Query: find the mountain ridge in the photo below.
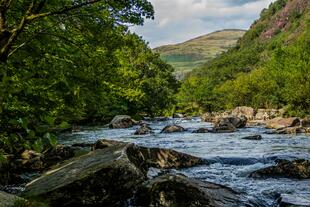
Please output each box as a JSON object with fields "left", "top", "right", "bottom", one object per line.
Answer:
{"left": 154, "top": 29, "right": 246, "bottom": 74}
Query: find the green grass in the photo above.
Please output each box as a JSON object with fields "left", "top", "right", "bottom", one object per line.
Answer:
{"left": 154, "top": 29, "right": 246, "bottom": 73}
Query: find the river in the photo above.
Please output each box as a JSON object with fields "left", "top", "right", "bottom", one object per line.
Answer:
{"left": 60, "top": 117, "right": 310, "bottom": 207}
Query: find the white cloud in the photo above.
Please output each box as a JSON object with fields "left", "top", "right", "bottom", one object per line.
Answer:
{"left": 131, "top": 0, "right": 276, "bottom": 48}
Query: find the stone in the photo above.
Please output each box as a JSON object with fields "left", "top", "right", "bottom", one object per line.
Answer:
{"left": 215, "top": 115, "right": 247, "bottom": 129}
{"left": 250, "top": 159, "right": 310, "bottom": 179}
{"left": 301, "top": 116, "right": 310, "bottom": 127}
{"left": 134, "top": 125, "right": 153, "bottom": 135}
{"left": 232, "top": 106, "right": 256, "bottom": 120}
{"left": 241, "top": 135, "right": 262, "bottom": 140}
{"left": 173, "top": 113, "right": 184, "bottom": 118}
{"left": 136, "top": 146, "right": 204, "bottom": 169}
{"left": 22, "top": 143, "right": 147, "bottom": 206}
{"left": 0, "top": 191, "right": 27, "bottom": 207}
{"left": 274, "top": 126, "right": 303, "bottom": 134}
{"left": 255, "top": 109, "right": 281, "bottom": 120}
{"left": 161, "top": 125, "right": 186, "bottom": 133}
{"left": 108, "top": 115, "right": 135, "bottom": 129}
{"left": 277, "top": 194, "right": 310, "bottom": 207}
{"left": 133, "top": 174, "right": 243, "bottom": 207}
{"left": 22, "top": 141, "right": 203, "bottom": 206}
{"left": 192, "top": 128, "right": 209, "bottom": 133}
{"left": 92, "top": 139, "right": 125, "bottom": 150}
{"left": 266, "top": 117, "right": 300, "bottom": 129}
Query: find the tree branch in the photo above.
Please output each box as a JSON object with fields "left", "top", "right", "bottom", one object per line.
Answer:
{"left": 26, "top": 0, "right": 103, "bottom": 21}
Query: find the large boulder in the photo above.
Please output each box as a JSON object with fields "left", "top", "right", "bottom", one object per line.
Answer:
{"left": 133, "top": 174, "right": 243, "bottom": 207}
{"left": 22, "top": 141, "right": 203, "bottom": 206}
{"left": 212, "top": 115, "right": 247, "bottom": 133}
{"left": 108, "top": 115, "right": 136, "bottom": 129}
{"left": 266, "top": 117, "right": 300, "bottom": 129}
{"left": 232, "top": 106, "right": 256, "bottom": 120}
{"left": 161, "top": 125, "right": 186, "bottom": 133}
{"left": 250, "top": 159, "right": 310, "bottom": 179}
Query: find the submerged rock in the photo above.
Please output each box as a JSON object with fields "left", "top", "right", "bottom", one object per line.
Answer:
{"left": 108, "top": 115, "right": 136, "bottom": 129}
{"left": 22, "top": 141, "right": 203, "bottom": 206}
{"left": 277, "top": 194, "right": 310, "bottom": 207}
{"left": 133, "top": 174, "right": 242, "bottom": 207}
{"left": 250, "top": 159, "right": 310, "bottom": 179}
{"left": 161, "top": 125, "right": 186, "bottom": 133}
{"left": 192, "top": 128, "right": 209, "bottom": 133}
{"left": 241, "top": 135, "right": 263, "bottom": 140}
{"left": 134, "top": 125, "right": 153, "bottom": 135}
{"left": 266, "top": 117, "right": 300, "bottom": 129}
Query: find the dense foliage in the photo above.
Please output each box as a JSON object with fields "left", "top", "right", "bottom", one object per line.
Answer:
{"left": 177, "top": 0, "right": 310, "bottom": 116}
{"left": 0, "top": 0, "right": 177, "bottom": 156}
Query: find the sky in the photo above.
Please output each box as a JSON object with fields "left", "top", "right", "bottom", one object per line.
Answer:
{"left": 131, "top": 0, "right": 276, "bottom": 48}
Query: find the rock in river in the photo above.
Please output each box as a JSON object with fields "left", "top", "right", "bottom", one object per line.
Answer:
{"left": 192, "top": 128, "right": 209, "bottom": 133}
{"left": 161, "top": 125, "right": 186, "bottom": 133}
{"left": 250, "top": 159, "right": 310, "bottom": 179}
{"left": 134, "top": 124, "right": 153, "bottom": 135}
{"left": 214, "top": 115, "right": 247, "bottom": 129}
{"left": 266, "top": 117, "right": 300, "bottom": 129}
{"left": 133, "top": 174, "right": 243, "bottom": 207}
{"left": 241, "top": 135, "right": 262, "bottom": 140}
{"left": 108, "top": 115, "right": 136, "bottom": 129}
{"left": 22, "top": 140, "right": 203, "bottom": 206}
{"left": 277, "top": 194, "right": 310, "bottom": 207}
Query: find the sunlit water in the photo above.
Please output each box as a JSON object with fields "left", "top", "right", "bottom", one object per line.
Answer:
{"left": 60, "top": 118, "right": 310, "bottom": 207}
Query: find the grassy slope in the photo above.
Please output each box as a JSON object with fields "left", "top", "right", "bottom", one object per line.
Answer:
{"left": 153, "top": 29, "right": 246, "bottom": 74}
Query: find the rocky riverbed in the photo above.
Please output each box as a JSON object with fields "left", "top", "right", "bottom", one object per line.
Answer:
{"left": 58, "top": 116, "right": 310, "bottom": 207}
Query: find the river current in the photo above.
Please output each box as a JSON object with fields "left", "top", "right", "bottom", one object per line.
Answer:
{"left": 60, "top": 117, "right": 310, "bottom": 206}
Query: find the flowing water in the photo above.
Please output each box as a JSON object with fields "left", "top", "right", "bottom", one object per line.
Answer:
{"left": 60, "top": 118, "right": 310, "bottom": 206}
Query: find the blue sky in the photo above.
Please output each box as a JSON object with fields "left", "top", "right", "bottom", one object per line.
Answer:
{"left": 131, "top": 0, "right": 276, "bottom": 48}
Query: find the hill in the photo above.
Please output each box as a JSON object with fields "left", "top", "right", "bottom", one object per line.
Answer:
{"left": 177, "top": 0, "right": 310, "bottom": 116}
{"left": 154, "top": 29, "right": 246, "bottom": 74}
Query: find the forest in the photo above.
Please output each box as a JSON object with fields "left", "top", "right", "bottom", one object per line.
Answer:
{"left": 0, "top": 1, "right": 177, "bottom": 160}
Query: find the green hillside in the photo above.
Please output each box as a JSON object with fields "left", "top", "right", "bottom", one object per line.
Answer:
{"left": 154, "top": 29, "right": 246, "bottom": 73}
{"left": 177, "top": 0, "right": 310, "bottom": 116}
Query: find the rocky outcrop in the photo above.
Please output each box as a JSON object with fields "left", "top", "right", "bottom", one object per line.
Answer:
{"left": 277, "top": 194, "right": 310, "bottom": 207}
{"left": 250, "top": 159, "right": 310, "bottom": 179}
{"left": 133, "top": 174, "right": 242, "bottom": 207}
{"left": 192, "top": 128, "right": 209, "bottom": 133}
{"left": 161, "top": 125, "right": 186, "bottom": 133}
{"left": 108, "top": 115, "right": 136, "bottom": 129}
{"left": 134, "top": 125, "right": 153, "bottom": 135}
{"left": 22, "top": 141, "right": 203, "bottom": 206}
{"left": 241, "top": 135, "right": 262, "bottom": 140}
{"left": 232, "top": 106, "right": 256, "bottom": 120}
{"left": 266, "top": 117, "right": 300, "bottom": 129}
